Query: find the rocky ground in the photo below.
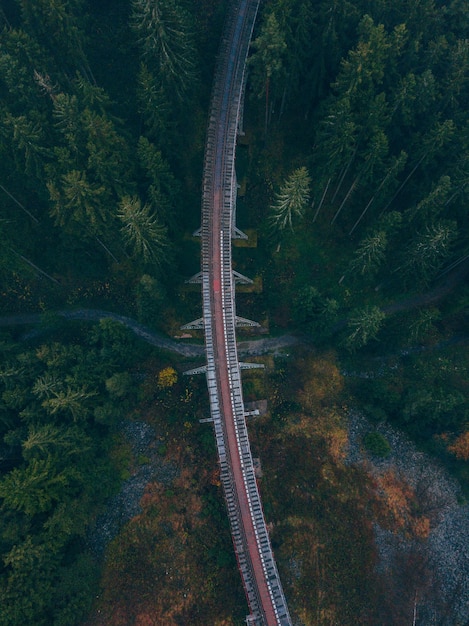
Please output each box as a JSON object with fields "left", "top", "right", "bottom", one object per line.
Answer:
{"left": 346, "top": 411, "right": 469, "bottom": 625}
{"left": 87, "top": 420, "right": 179, "bottom": 558}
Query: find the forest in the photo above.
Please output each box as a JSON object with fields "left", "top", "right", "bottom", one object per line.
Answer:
{"left": 0, "top": 0, "right": 468, "bottom": 624}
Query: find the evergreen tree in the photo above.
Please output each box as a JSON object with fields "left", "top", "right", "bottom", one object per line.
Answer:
{"left": 397, "top": 220, "right": 458, "bottom": 284}
{"left": 347, "top": 230, "right": 388, "bottom": 281}
{"left": 3, "top": 112, "right": 50, "bottom": 178}
{"left": 118, "top": 195, "right": 168, "bottom": 264}
{"left": 130, "top": 0, "right": 199, "bottom": 103}
{"left": 0, "top": 457, "right": 69, "bottom": 516}
{"left": 269, "top": 167, "right": 311, "bottom": 231}
{"left": 294, "top": 286, "right": 339, "bottom": 339}
{"left": 343, "top": 305, "right": 385, "bottom": 352}
{"left": 48, "top": 170, "right": 107, "bottom": 234}
{"left": 137, "top": 136, "right": 180, "bottom": 228}
{"left": 248, "top": 12, "right": 286, "bottom": 129}
{"left": 136, "top": 63, "right": 174, "bottom": 143}
{"left": 15, "top": 0, "right": 93, "bottom": 80}
{"left": 41, "top": 386, "right": 97, "bottom": 423}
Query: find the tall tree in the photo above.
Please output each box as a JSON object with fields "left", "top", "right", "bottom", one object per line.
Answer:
{"left": 81, "top": 109, "right": 131, "bottom": 190}
{"left": 130, "top": 0, "right": 199, "bottom": 103}
{"left": 137, "top": 136, "right": 180, "bottom": 228}
{"left": 22, "top": 423, "right": 90, "bottom": 460}
{"left": 0, "top": 535, "right": 58, "bottom": 625}
{"left": 343, "top": 305, "right": 385, "bottom": 352}
{"left": 313, "top": 95, "right": 358, "bottom": 204}
{"left": 293, "top": 286, "right": 339, "bottom": 339}
{"left": 405, "top": 175, "right": 452, "bottom": 225}
{"left": 3, "top": 112, "right": 50, "bottom": 178}
{"left": 41, "top": 386, "right": 97, "bottom": 423}
{"left": 248, "top": 11, "right": 287, "bottom": 130}
{"left": 136, "top": 63, "right": 174, "bottom": 143}
{"left": 118, "top": 195, "right": 168, "bottom": 264}
{"left": 333, "top": 16, "right": 392, "bottom": 103}
{"left": 15, "top": 0, "right": 93, "bottom": 80}
{"left": 269, "top": 167, "right": 311, "bottom": 231}
{"left": 397, "top": 220, "right": 458, "bottom": 284}
{"left": 48, "top": 170, "right": 107, "bottom": 234}
{"left": 347, "top": 230, "right": 388, "bottom": 281}
{"left": 0, "top": 457, "right": 69, "bottom": 516}
{"left": 0, "top": 29, "right": 48, "bottom": 113}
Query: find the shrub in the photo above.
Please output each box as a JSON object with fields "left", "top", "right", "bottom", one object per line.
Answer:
{"left": 363, "top": 431, "right": 391, "bottom": 458}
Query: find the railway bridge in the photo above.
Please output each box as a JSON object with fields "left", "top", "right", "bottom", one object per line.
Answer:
{"left": 183, "top": 1, "right": 292, "bottom": 624}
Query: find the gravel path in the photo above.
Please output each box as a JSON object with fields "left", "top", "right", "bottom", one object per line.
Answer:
{"left": 346, "top": 411, "right": 469, "bottom": 625}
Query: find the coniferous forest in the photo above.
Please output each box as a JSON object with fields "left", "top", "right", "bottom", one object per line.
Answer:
{"left": 0, "top": 1, "right": 468, "bottom": 624}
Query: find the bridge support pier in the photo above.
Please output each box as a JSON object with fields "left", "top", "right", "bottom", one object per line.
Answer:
{"left": 181, "top": 315, "right": 260, "bottom": 330}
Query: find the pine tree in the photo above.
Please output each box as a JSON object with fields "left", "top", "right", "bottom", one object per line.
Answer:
{"left": 42, "top": 386, "right": 97, "bottom": 422}
{"left": 137, "top": 136, "right": 180, "bottom": 227}
{"left": 269, "top": 167, "right": 311, "bottom": 231}
{"left": 0, "top": 457, "right": 68, "bottom": 515}
{"left": 348, "top": 231, "right": 388, "bottom": 280}
{"left": 16, "top": 0, "right": 93, "bottom": 80}
{"left": 398, "top": 220, "right": 457, "bottom": 284}
{"left": 248, "top": 12, "right": 287, "bottom": 130}
{"left": 118, "top": 195, "right": 168, "bottom": 264}
{"left": 48, "top": 170, "right": 107, "bottom": 233}
{"left": 130, "top": 0, "right": 198, "bottom": 103}
{"left": 3, "top": 113, "right": 50, "bottom": 178}
{"left": 343, "top": 306, "right": 385, "bottom": 352}
{"left": 136, "top": 63, "right": 173, "bottom": 142}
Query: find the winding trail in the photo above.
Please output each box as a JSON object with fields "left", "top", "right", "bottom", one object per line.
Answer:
{"left": 1, "top": 253, "right": 466, "bottom": 357}
{"left": 0, "top": 308, "right": 300, "bottom": 357}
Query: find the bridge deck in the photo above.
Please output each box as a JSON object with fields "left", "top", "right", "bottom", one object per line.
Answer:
{"left": 199, "top": 1, "right": 292, "bottom": 624}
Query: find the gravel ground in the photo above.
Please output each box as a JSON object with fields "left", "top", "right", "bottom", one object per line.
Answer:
{"left": 346, "top": 411, "right": 469, "bottom": 625}
{"left": 88, "top": 420, "right": 178, "bottom": 558}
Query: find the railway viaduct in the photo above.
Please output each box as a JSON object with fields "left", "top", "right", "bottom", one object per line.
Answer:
{"left": 183, "top": 1, "right": 293, "bottom": 624}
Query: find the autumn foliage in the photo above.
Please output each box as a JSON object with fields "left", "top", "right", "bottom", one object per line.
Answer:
{"left": 373, "top": 469, "right": 431, "bottom": 538}
{"left": 448, "top": 431, "right": 469, "bottom": 461}
{"left": 157, "top": 366, "right": 178, "bottom": 388}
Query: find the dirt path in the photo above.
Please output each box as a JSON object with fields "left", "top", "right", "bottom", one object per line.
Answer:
{"left": 0, "top": 308, "right": 300, "bottom": 357}
{"left": 1, "top": 258, "right": 466, "bottom": 356}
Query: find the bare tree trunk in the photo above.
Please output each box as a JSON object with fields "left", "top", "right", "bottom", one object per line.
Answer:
{"left": 349, "top": 168, "right": 396, "bottom": 235}
{"left": 331, "top": 144, "right": 359, "bottom": 205}
{"left": 412, "top": 591, "right": 418, "bottom": 626}
{"left": 380, "top": 154, "right": 425, "bottom": 216}
{"left": 331, "top": 173, "right": 361, "bottom": 225}
{"left": 10, "top": 249, "right": 61, "bottom": 285}
{"left": 313, "top": 178, "right": 331, "bottom": 222}
{"left": 0, "top": 185, "right": 39, "bottom": 223}
{"left": 95, "top": 237, "right": 119, "bottom": 263}
{"left": 435, "top": 252, "right": 469, "bottom": 278}
{"left": 264, "top": 75, "right": 270, "bottom": 136}
{"left": 279, "top": 81, "right": 288, "bottom": 120}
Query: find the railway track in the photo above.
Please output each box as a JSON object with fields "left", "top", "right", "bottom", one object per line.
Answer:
{"left": 190, "top": 1, "right": 293, "bottom": 624}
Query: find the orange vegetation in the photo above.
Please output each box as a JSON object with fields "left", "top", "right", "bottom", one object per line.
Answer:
{"left": 448, "top": 431, "right": 469, "bottom": 461}
{"left": 373, "top": 469, "right": 431, "bottom": 539}
{"left": 297, "top": 351, "right": 344, "bottom": 410}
